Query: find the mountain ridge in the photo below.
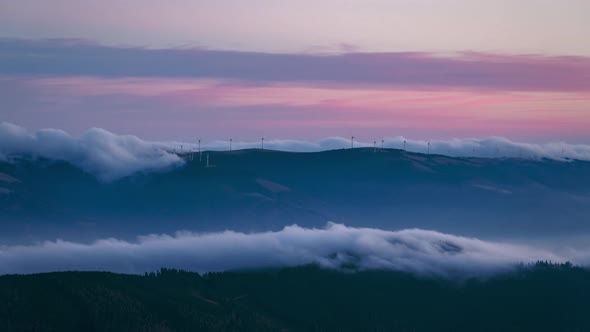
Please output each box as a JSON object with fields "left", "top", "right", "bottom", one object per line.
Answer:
{"left": 1, "top": 148, "right": 589, "bottom": 242}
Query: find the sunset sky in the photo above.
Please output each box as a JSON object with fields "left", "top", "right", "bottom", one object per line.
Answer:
{"left": 1, "top": 0, "right": 589, "bottom": 142}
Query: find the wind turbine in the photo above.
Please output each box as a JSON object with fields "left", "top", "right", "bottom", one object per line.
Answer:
{"left": 427, "top": 141, "right": 431, "bottom": 155}
{"left": 230, "top": 138, "right": 232, "bottom": 151}
{"left": 198, "top": 139, "right": 202, "bottom": 162}
{"left": 351, "top": 136, "right": 354, "bottom": 149}
{"left": 381, "top": 140, "right": 384, "bottom": 149}
{"left": 261, "top": 137, "right": 264, "bottom": 150}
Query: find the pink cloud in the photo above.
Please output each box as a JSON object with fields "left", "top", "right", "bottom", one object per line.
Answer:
{"left": 1, "top": 76, "right": 589, "bottom": 141}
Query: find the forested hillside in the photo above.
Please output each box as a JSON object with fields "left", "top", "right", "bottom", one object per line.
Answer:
{"left": 1, "top": 263, "right": 588, "bottom": 331}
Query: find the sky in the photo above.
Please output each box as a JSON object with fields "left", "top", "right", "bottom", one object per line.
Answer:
{"left": 0, "top": 0, "right": 589, "bottom": 142}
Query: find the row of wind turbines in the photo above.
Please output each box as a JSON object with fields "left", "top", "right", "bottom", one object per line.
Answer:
{"left": 175, "top": 138, "right": 267, "bottom": 167}
{"left": 172, "top": 136, "right": 570, "bottom": 161}
{"left": 351, "top": 136, "right": 429, "bottom": 154}
{"left": 175, "top": 136, "right": 433, "bottom": 165}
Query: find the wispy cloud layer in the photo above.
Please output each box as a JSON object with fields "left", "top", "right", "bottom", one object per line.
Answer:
{"left": 2, "top": 39, "right": 590, "bottom": 92}
{"left": 2, "top": 123, "right": 590, "bottom": 180}
{"left": 2, "top": 39, "right": 589, "bottom": 141}
{"left": 4, "top": 76, "right": 588, "bottom": 141}
{"left": 0, "top": 223, "right": 585, "bottom": 277}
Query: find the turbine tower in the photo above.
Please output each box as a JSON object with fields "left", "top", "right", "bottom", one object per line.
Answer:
{"left": 261, "top": 137, "right": 264, "bottom": 150}
{"left": 198, "top": 139, "right": 202, "bottom": 162}
{"left": 351, "top": 136, "right": 354, "bottom": 149}
{"left": 427, "top": 141, "right": 431, "bottom": 155}
{"left": 403, "top": 140, "right": 406, "bottom": 151}
{"left": 230, "top": 138, "right": 232, "bottom": 151}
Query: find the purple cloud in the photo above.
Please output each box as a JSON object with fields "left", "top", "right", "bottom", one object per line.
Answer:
{"left": 2, "top": 38, "right": 590, "bottom": 92}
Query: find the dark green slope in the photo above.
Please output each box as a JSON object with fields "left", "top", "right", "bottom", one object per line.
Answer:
{"left": 1, "top": 263, "right": 589, "bottom": 332}
{"left": 0, "top": 269, "right": 286, "bottom": 332}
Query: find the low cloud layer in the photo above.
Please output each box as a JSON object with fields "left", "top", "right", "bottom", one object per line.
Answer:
{"left": 0, "top": 223, "right": 586, "bottom": 277}
{"left": 0, "top": 122, "right": 183, "bottom": 181}
{"left": 2, "top": 123, "right": 590, "bottom": 181}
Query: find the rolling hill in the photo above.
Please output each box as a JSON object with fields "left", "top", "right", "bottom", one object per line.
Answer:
{"left": 1, "top": 148, "right": 589, "bottom": 242}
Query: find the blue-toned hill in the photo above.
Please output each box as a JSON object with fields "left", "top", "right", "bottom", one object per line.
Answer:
{"left": 1, "top": 148, "right": 589, "bottom": 242}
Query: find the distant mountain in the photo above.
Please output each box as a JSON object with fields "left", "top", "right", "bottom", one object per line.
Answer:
{"left": 0, "top": 263, "right": 588, "bottom": 332}
{"left": 1, "top": 148, "right": 590, "bottom": 242}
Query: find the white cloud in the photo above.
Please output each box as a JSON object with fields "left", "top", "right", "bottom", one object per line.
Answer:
{"left": 2, "top": 123, "right": 590, "bottom": 181}
{"left": 0, "top": 122, "right": 183, "bottom": 181}
{"left": 0, "top": 223, "right": 585, "bottom": 277}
